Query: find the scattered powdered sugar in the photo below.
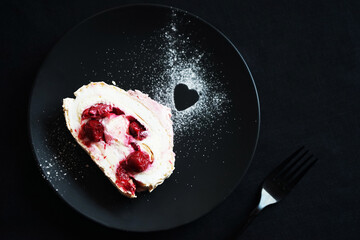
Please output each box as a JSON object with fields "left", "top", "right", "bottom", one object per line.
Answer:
{"left": 134, "top": 12, "right": 232, "bottom": 147}
{"left": 147, "top": 21, "right": 231, "bottom": 137}
{"left": 37, "top": 113, "right": 91, "bottom": 191}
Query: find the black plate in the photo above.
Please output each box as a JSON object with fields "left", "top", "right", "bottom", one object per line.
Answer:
{"left": 29, "top": 4, "right": 260, "bottom": 231}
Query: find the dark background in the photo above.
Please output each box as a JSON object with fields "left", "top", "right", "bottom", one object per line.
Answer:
{"left": 1, "top": 0, "right": 359, "bottom": 239}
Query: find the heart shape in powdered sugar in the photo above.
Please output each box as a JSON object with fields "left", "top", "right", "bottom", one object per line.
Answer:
{"left": 174, "top": 83, "right": 200, "bottom": 111}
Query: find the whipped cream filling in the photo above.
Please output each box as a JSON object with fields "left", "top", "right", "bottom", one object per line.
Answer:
{"left": 63, "top": 82, "right": 175, "bottom": 195}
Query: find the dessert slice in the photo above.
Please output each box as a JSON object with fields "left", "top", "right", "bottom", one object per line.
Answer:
{"left": 63, "top": 82, "right": 175, "bottom": 198}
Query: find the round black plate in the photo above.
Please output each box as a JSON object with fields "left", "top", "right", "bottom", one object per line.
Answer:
{"left": 29, "top": 4, "right": 260, "bottom": 231}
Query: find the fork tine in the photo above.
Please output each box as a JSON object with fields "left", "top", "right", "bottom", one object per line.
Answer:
{"left": 282, "top": 154, "right": 314, "bottom": 180}
{"left": 269, "top": 146, "right": 304, "bottom": 179}
{"left": 287, "top": 158, "right": 318, "bottom": 189}
{"left": 277, "top": 150, "right": 309, "bottom": 180}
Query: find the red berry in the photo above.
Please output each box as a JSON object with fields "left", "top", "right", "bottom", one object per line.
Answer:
{"left": 129, "top": 121, "right": 141, "bottom": 137}
{"left": 79, "top": 119, "right": 104, "bottom": 144}
{"left": 130, "top": 142, "right": 140, "bottom": 151}
{"left": 115, "top": 167, "right": 136, "bottom": 194}
{"left": 129, "top": 120, "right": 147, "bottom": 140}
{"left": 123, "top": 151, "right": 151, "bottom": 173}
{"left": 88, "top": 106, "right": 99, "bottom": 118}
{"left": 111, "top": 107, "right": 124, "bottom": 115}
{"left": 97, "top": 104, "right": 112, "bottom": 118}
{"left": 81, "top": 108, "right": 90, "bottom": 120}
{"left": 81, "top": 104, "right": 124, "bottom": 120}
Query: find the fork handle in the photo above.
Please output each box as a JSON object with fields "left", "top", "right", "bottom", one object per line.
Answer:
{"left": 235, "top": 205, "right": 263, "bottom": 238}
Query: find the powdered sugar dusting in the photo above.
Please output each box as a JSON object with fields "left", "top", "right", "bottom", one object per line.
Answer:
{"left": 149, "top": 25, "right": 230, "bottom": 136}
{"left": 37, "top": 113, "right": 92, "bottom": 192}
{"left": 146, "top": 12, "right": 231, "bottom": 140}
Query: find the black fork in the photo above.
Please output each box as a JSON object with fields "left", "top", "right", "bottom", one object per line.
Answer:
{"left": 235, "top": 146, "right": 318, "bottom": 238}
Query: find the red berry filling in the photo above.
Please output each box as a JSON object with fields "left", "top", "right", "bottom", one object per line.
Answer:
{"left": 115, "top": 167, "right": 136, "bottom": 194}
{"left": 115, "top": 150, "right": 152, "bottom": 194}
{"left": 79, "top": 120, "right": 105, "bottom": 146}
{"left": 82, "top": 103, "right": 124, "bottom": 120}
{"left": 111, "top": 107, "right": 124, "bottom": 115}
{"left": 130, "top": 142, "right": 140, "bottom": 151}
{"left": 79, "top": 104, "right": 151, "bottom": 195}
{"left": 122, "top": 151, "right": 151, "bottom": 173}
{"left": 128, "top": 117, "right": 147, "bottom": 140}
{"left": 79, "top": 104, "right": 125, "bottom": 146}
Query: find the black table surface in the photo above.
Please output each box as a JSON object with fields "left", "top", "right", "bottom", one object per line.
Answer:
{"left": 1, "top": 0, "right": 359, "bottom": 239}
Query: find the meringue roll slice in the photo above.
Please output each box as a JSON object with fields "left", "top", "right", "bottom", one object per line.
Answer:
{"left": 63, "top": 82, "right": 175, "bottom": 198}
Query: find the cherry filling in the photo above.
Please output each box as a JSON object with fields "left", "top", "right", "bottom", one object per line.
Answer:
{"left": 115, "top": 167, "right": 136, "bottom": 194}
{"left": 115, "top": 150, "right": 152, "bottom": 194}
{"left": 122, "top": 151, "right": 151, "bottom": 173}
{"left": 78, "top": 103, "right": 151, "bottom": 195}
{"left": 128, "top": 117, "right": 147, "bottom": 140}
{"left": 79, "top": 103, "right": 125, "bottom": 146}
{"left": 78, "top": 120, "right": 105, "bottom": 146}
{"left": 130, "top": 142, "right": 140, "bottom": 151}
{"left": 81, "top": 103, "right": 124, "bottom": 120}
